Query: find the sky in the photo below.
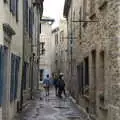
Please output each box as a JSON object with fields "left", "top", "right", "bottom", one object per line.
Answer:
{"left": 43, "top": 0, "right": 65, "bottom": 28}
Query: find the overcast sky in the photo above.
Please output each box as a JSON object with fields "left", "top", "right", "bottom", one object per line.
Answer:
{"left": 43, "top": 0, "right": 65, "bottom": 28}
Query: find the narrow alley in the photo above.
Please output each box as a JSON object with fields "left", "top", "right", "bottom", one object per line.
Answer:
{"left": 14, "top": 90, "right": 88, "bottom": 120}
{"left": 1, "top": 0, "right": 120, "bottom": 120}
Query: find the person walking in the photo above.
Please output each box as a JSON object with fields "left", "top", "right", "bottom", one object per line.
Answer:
{"left": 43, "top": 74, "right": 51, "bottom": 96}
{"left": 58, "top": 73, "right": 66, "bottom": 98}
{"left": 53, "top": 73, "right": 59, "bottom": 96}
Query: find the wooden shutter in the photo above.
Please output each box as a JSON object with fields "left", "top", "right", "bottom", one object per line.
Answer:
{"left": 14, "top": 56, "right": 20, "bottom": 99}
{"left": 16, "top": 0, "right": 19, "bottom": 22}
{"left": 0, "top": 47, "right": 3, "bottom": 105}
{"left": 10, "top": 0, "right": 16, "bottom": 16}
{"left": 29, "top": 8, "right": 33, "bottom": 38}
{"left": 24, "top": 0, "right": 28, "bottom": 31}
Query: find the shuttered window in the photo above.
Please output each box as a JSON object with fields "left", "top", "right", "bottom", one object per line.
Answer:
{"left": 16, "top": 0, "right": 19, "bottom": 22}
{"left": 10, "top": 0, "right": 19, "bottom": 22}
{"left": 29, "top": 8, "right": 33, "bottom": 38}
{"left": 0, "top": 47, "right": 4, "bottom": 105}
{"left": 14, "top": 56, "right": 20, "bottom": 99}
{"left": 10, "top": 0, "right": 16, "bottom": 15}
{"left": 10, "top": 54, "right": 20, "bottom": 101}
{"left": 24, "top": 0, "right": 28, "bottom": 31}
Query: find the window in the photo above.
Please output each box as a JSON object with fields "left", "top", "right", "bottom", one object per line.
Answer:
{"left": 55, "top": 33, "right": 58, "bottom": 45}
{"left": 10, "top": 54, "right": 20, "bottom": 101}
{"left": 40, "top": 69, "right": 44, "bottom": 81}
{"left": 24, "top": 0, "right": 28, "bottom": 31}
{"left": 91, "top": 50, "right": 96, "bottom": 114}
{"left": 83, "top": 0, "right": 87, "bottom": 20}
{"left": 16, "top": 0, "right": 19, "bottom": 22}
{"left": 10, "top": 0, "right": 16, "bottom": 15}
{"left": 40, "top": 42, "right": 45, "bottom": 55}
{"left": 10, "top": 0, "right": 19, "bottom": 21}
{"left": 0, "top": 46, "right": 4, "bottom": 105}
{"left": 90, "top": 0, "right": 95, "bottom": 15}
{"left": 77, "top": 63, "right": 84, "bottom": 95}
{"left": 60, "top": 31, "right": 64, "bottom": 42}
{"left": 79, "top": 7, "right": 82, "bottom": 39}
{"left": 84, "top": 57, "right": 89, "bottom": 86}
{"left": 29, "top": 8, "right": 33, "bottom": 38}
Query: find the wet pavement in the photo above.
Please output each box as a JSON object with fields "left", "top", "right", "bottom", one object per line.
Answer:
{"left": 14, "top": 89, "right": 89, "bottom": 120}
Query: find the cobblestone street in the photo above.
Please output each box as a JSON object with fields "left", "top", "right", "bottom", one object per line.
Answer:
{"left": 14, "top": 89, "right": 89, "bottom": 120}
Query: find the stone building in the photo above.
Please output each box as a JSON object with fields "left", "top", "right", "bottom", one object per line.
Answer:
{"left": 0, "top": 0, "right": 44, "bottom": 120}
{"left": 52, "top": 20, "right": 67, "bottom": 78}
{"left": 21, "top": 0, "right": 44, "bottom": 112}
{"left": 52, "top": 27, "right": 60, "bottom": 74}
{"left": 39, "top": 17, "right": 54, "bottom": 80}
{"left": 64, "top": 0, "right": 120, "bottom": 120}
{"left": 58, "top": 20, "right": 67, "bottom": 78}
{"left": 0, "top": 0, "right": 23, "bottom": 120}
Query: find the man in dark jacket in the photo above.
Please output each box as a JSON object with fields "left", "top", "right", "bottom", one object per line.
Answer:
{"left": 58, "top": 73, "right": 66, "bottom": 98}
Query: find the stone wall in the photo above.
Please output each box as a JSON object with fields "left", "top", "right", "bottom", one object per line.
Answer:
{"left": 65, "top": 0, "right": 120, "bottom": 120}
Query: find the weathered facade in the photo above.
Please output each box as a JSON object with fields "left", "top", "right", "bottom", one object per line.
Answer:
{"left": 0, "top": 0, "right": 44, "bottom": 120}
{"left": 64, "top": 0, "right": 120, "bottom": 120}
{"left": 0, "top": 0, "right": 23, "bottom": 120}
{"left": 52, "top": 20, "right": 67, "bottom": 77}
{"left": 39, "top": 17, "right": 54, "bottom": 80}
{"left": 52, "top": 27, "right": 60, "bottom": 74}
{"left": 21, "top": 0, "right": 44, "bottom": 111}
